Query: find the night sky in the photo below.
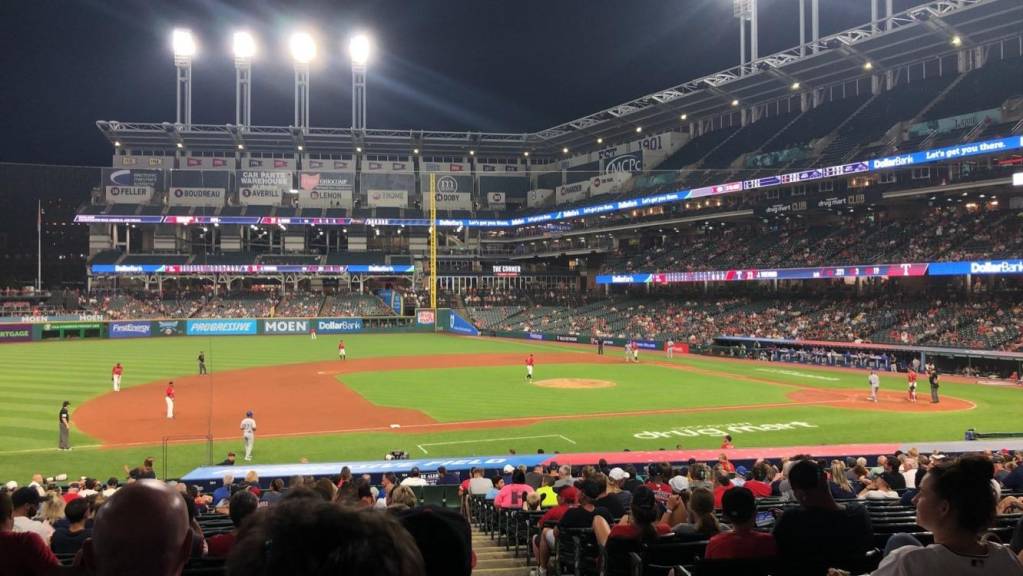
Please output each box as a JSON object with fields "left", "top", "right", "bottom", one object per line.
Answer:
{"left": 0, "top": 0, "right": 921, "bottom": 166}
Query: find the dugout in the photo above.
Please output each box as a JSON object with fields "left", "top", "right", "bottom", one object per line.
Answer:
{"left": 39, "top": 321, "right": 105, "bottom": 341}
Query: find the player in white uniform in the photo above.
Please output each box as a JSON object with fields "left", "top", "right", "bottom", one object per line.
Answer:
{"left": 868, "top": 369, "right": 880, "bottom": 402}
{"left": 665, "top": 340, "right": 674, "bottom": 359}
{"left": 240, "top": 411, "right": 257, "bottom": 461}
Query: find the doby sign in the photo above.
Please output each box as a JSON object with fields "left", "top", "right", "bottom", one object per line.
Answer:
{"left": 633, "top": 420, "right": 817, "bottom": 440}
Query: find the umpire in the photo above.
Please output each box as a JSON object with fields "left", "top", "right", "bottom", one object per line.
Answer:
{"left": 929, "top": 368, "right": 940, "bottom": 403}
{"left": 198, "top": 351, "right": 207, "bottom": 375}
{"left": 58, "top": 401, "right": 71, "bottom": 450}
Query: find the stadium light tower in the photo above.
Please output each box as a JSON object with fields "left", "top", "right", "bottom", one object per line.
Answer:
{"left": 349, "top": 33, "right": 371, "bottom": 131}
{"left": 290, "top": 32, "right": 316, "bottom": 132}
{"left": 733, "top": 1, "right": 757, "bottom": 75}
{"left": 233, "top": 32, "right": 256, "bottom": 129}
{"left": 172, "top": 29, "right": 196, "bottom": 127}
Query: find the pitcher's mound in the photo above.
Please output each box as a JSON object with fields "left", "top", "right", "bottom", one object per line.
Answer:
{"left": 534, "top": 378, "right": 616, "bottom": 389}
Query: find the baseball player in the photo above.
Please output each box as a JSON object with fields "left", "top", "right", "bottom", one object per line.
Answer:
{"left": 868, "top": 369, "right": 880, "bottom": 403}
{"left": 240, "top": 411, "right": 257, "bottom": 461}
{"left": 625, "top": 341, "right": 633, "bottom": 363}
{"left": 526, "top": 354, "right": 535, "bottom": 380}
{"left": 310, "top": 327, "right": 317, "bottom": 340}
{"left": 631, "top": 341, "right": 640, "bottom": 363}
{"left": 596, "top": 338, "right": 604, "bottom": 355}
{"left": 907, "top": 370, "right": 918, "bottom": 402}
{"left": 58, "top": 401, "right": 71, "bottom": 451}
{"left": 665, "top": 339, "right": 674, "bottom": 359}
{"left": 111, "top": 362, "right": 124, "bottom": 392}
{"left": 338, "top": 339, "right": 347, "bottom": 360}
{"left": 165, "top": 381, "right": 176, "bottom": 419}
{"left": 197, "top": 352, "right": 207, "bottom": 375}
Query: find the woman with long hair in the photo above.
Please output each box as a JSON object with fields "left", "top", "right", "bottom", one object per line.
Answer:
{"left": 869, "top": 455, "right": 1023, "bottom": 575}
{"left": 594, "top": 486, "right": 671, "bottom": 547}
{"left": 667, "top": 488, "right": 722, "bottom": 539}
{"left": 829, "top": 460, "right": 857, "bottom": 500}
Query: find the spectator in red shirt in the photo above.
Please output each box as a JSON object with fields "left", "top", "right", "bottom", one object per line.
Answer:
{"left": 744, "top": 462, "right": 774, "bottom": 498}
{"left": 705, "top": 486, "right": 778, "bottom": 560}
{"left": 718, "top": 453, "right": 736, "bottom": 474}
{"left": 644, "top": 463, "right": 673, "bottom": 507}
{"left": 532, "top": 486, "right": 579, "bottom": 571}
{"left": 713, "top": 471, "right": 735, "bottom": 509}
{"left": 721, "top": 435, "right": 734, "bottom": 450}
{"left": 0, "top": 491, "right": 59, "bottom": 575}
{"left": 207, "top": 489, "right": 259, "bottom": 557}
{"left": 594, "top": 486, "right": 672, "bottom": 547}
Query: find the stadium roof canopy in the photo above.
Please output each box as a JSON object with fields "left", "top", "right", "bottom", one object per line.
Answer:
{"left": 97, "top": 0, "right": 1022, "bottom": 158}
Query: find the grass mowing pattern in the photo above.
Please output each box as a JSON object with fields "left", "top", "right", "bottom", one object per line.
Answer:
{"left": 0, "top": 334, "right": 1018, "bottom": 481}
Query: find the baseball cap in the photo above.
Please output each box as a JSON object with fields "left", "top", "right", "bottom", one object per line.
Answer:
{"left": 668, "top": 475, "right": 690, "bottom": 493}
{"left": 502, "top": 464, "right": 515, "bottom": 474}
{"left": 557, "top": 485, "right": 580, "bottom": 503}
{"left": 736, "top": 465, "right": 749, "bottom": 477}
{"left": 608, "top": 467, "right": 630, "bottom": 481}
{"left": 4, "top": 480, "right": 17, "bottom": 491}
{"left": 246, "top": 411, "right": 253, "bottom": 417}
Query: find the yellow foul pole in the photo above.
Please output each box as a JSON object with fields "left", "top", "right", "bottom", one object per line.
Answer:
{"left": 429, "top": 172, "right": 438, "bottom": 321}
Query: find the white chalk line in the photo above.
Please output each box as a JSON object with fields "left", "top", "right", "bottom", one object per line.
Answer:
{"left": 417, "top": 434, "right": 576, "bottom": 455}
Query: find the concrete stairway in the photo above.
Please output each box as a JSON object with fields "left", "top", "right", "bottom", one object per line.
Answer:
{"left": 472, "top": 525, "right": 532, "bottom": 576}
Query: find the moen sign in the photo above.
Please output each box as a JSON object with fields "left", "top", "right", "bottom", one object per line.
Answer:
{"left": 263, "top": 319, "right": 311, "bottom": 335}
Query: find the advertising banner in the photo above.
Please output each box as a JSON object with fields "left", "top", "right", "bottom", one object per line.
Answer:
{"left": 433, "top": 191, "right": 472, "bottom": 210}
{"left": 447, "top": 311, "right": 480, "bottom": 336}
{"left": 589, "top": 173, "right": 630, "bottom": 197}
{"left": 103, "top": 169, "right": 163, "bottom": 204}
{"left": 416, "top": 310, "right": 436, "bottom": 327}
{"left": 527, "top": 189, "right": 555, "bottom": 208}
{"left": 237, "top": 171, "right": 291, "bottom": 206}
{"left": 0, "top": 323, "right": 33, "bottom": 343}
{"left": 108, "top": 321, "right": 153, "bottom": 339}
{"left": 305, "top": 159, "right": 353, "bottom": 170}
{"left": 602, "top": 151, "right": 643, "bottom": 174}
{"left": 185, "top": 319, "right": 258, "bottom": 336}
{"left": 486, "top": 192, "right": 506, "bottom": 209}
{"left": 555, "top": 181, "right": 588, "bottom": 205}
{"left": 263, "top": 319, "right": 312, "bottom": 335}
{"left": 928, "top": 260, "right": 1023, "bottom": 276}
{"left": 113, "top": 155, "right": 172, "bottom": 169}
{"left": 367, "top": 189, "right": 408, "bottom": 208}
{"left": 183, "top": 157, "right": 232, "bottom": 170}
{"left": 155, "top": 321, "right": 184, "bottom": 336}
{"left": 297, "top": 172, "right": 354, "bottom": 209}
{"left": 315, "top": 318, "right": 363, "bottom": 334}
{"left": 244, "top": 158, "right": 296, "bottom": 170}
{"left": 168, "top": 187, "right": 226, "bottom": 207}
{"left": 479, "top": 163, "right": 522, "bottom": 174}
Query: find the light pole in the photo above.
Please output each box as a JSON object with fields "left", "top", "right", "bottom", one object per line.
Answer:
{"left": 233, "top": 32, "right": 256, "bottom": 129}
{"left": 289, "top": 32, "right": 316, "bottom": 133}
{"left": 172, "top": 29, "right": 196, "bottom": 127}
{"left": 349, "top": 33, "right": 371, "bottom": 131}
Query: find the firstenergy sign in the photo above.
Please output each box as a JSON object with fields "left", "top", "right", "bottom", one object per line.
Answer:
{"left": 633, "top": 421, "right": 817, "bottom": 440}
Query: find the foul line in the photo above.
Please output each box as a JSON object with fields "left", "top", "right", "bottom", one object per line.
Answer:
{"left": 417, "top": 434, "right": 576, "bottom": 454}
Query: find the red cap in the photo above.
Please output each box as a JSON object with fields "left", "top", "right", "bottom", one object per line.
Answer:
{"left": 558, "top": 486, "right": 579, "bottom": 503}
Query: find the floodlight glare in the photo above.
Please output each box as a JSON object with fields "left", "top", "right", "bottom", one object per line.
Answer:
{"left": 297, "top": 145, "right": 304, "bottom": 151}
{"left": 791, "top": 82, "right": 800, "bottom": 90}
{"left": 172, "top": 29, "right": 197, "bottom": 57}
{"left": 679, "top": 113, "right": 687, "bottom": 120}
{"left": 176, "top": 142, "right": 184, "bottom": 149}
{"left": 233, "top": 31, "right": 256, "bottom": 59}
{"left": 523, "top": 151, "right": 530, "bottom": 157}
{"left": 356, "top": 146, "right": 363, "bottom": 153}
{"left": 731, "top": 99, "right": 740, "bottom": 106}
{"left": 596, "top": 138, "right": 603, "bottom": 144}
{"left": 469, "top": 150, "right": 475, "bottom": 156}
{"left": 863, "top": 61, "right": 873, "bottom": 70}
{"left": 562, "top": 147, "right": 569, "bottom": 154}
{"left": 951, "top": 35, "right": 962, "bottom": 46}
{"left": 237, "top": 144, "right": 244, "bottom": 150}
{"left": 290, "top": 32, "right": 317, "bottom": 64}
{"left": 114, "top": 141, "right": 121, "bottom": 147}
{"left": 635, "top": 126, "right": 642, "bottom": 133}
{"left": 349, "top": 34, "right": 371, "bottom": 66}
{"left": 413, "top": 148, "right": 419, "bottom": 154}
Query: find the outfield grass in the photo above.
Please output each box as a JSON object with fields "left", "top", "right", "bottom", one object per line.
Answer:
{"left": 0, "top": 334, "right": 1019, "bottom": 482}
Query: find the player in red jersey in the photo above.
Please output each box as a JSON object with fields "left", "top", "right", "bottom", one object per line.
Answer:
{"left": 907, "top": 370, "right": 918, "bottom": 402}
{"left": 526, "top": 354, "right": 535, "bottom": 381}
{"left": 111, "top": 363, "right": 124, "bottom": 392}
{"left": 165, "top": 382, "right": 175, "bottom": 419}
{"left": 338, "top": 339, "right": 346, "bottom": 360}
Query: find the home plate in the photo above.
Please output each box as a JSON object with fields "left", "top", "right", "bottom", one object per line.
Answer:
{"left": 390, "top": 424, "right": 401, "bottom": 428}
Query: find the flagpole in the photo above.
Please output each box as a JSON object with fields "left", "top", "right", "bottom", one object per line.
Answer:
{"left": 37, "top": 200, "right": 42, "bottom": 291}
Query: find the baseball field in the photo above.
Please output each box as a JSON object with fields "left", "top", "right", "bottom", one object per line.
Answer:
{"left": 0, "top": 333, "right": 1018, "bottom": 481}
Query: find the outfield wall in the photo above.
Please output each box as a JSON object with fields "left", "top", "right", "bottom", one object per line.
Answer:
{"left": 0, "top": 313, "right": 439, "bottom": 343}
